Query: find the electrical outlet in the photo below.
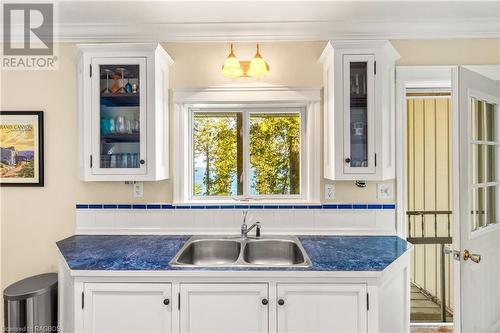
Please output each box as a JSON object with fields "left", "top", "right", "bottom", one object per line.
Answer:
{"left": 377, "top": 183, "right": 393, "bottom": 200}
{"left": 133, "top": 182, "right": 144, "bottom": 198}
{"left": 325, "top": 184, "right": 335, "bottom": 200}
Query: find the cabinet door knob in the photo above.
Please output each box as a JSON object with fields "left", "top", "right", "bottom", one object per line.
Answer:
{"left": 163, "top": 298, "right": 170, "bottom": 305}
{"left": 140, "top": 159, "right": 145, "bottom": 165}
{"left": 345, "top": 157, "right": 351, "bottom": 164}
{"left": 261, "top": 299, "right": 268, "bottom": 305}
{"left": 278, "top": 299, "right": 285, "bottom": 306}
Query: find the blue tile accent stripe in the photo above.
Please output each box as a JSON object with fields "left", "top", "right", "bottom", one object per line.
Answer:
{"left": 76, "top": 203, "right": 395, "bottom": 210}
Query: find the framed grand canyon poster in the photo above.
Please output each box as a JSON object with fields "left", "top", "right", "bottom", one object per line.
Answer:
{"left": 0, "top": 111, "right": 44, "bottom": 186}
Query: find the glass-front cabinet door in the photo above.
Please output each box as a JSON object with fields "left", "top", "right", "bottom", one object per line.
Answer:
{"left": 342, "top": 54, "right": 376, "bottom": 174}
{"left": 91, "top": 57, "right": 147, "bottom": 175}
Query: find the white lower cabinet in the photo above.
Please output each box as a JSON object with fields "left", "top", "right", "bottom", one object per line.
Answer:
{"left": 179, "top": 283, "right": 269, "bottom": 333}
{"left": 77, "top": 283, "right": 368, "bottom": 333}
{"left": 83, "top": 283, "right": 172, "bottom": 333}
{"left": 276, "top": 284, "right": 367, "bottom": 333}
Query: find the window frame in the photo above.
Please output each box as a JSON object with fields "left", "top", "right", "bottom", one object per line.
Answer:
{"left": 189, "top": 107, "right": 307, "bottom": 201}
{"left": 172, "top": 86, "right": 321, "bottom": 205}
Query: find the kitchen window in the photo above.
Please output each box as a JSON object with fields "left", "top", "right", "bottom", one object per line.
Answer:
{"left": 191, "top": 108, "right": 305, "bottom": 199}
{"left": 172, "top": 87, "right": 321, "bottom": 204}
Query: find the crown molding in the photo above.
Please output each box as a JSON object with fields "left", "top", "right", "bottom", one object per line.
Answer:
{"left": 54, "top": 19, "right": 500, "bottom": 42}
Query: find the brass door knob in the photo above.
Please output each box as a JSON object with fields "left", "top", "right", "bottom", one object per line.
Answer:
{"left": 463, "top": 249, "right": 481, "bottom": 263}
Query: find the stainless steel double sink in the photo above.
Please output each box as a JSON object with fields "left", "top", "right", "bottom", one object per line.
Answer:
{"left": 169, "top": 235, "right": 311, "bottom": 268}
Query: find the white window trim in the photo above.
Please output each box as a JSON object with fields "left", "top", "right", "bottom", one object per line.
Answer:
{"left": 173, "top": 86, "right": 321, "bottom": 205}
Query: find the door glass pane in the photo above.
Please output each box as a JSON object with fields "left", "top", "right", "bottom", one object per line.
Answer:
{"left": 477, "top": 187, "right": 485, "bottom": 229}
{"left": 471, "top": 187, "right": 477, "bottom": 231}
{"left": 99, "top": 64, "right": 140, "bottom": 169}
{"left": 472, "top": 99, "right": 484, "bottom": 141}
{"left": 486, "top": 102, "right": 496, "bottom": 141}
{"left": 478, "top": 144, "right": 485, "bottom": 183}
{"left": 487, "top": 145, "right": 496, "bottom": 182}
{"left": 249, "top": 113, "right": 301, "bottom": 195}
{"left": 192, "top": 112, "right": 241, "bottom": 196}
{"left": 472, "top": 144, "right": 485, "bottom": 184}
{"left": 349, "top": 62, "right": 368, "bottom": 168}
{"left": 487, "top": 186, "right": 497, "bottom": 226}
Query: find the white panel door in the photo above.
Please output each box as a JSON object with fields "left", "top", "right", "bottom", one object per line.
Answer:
{"left": 180, "top": 283, "right": 269, "bottom": 333}
{"left": 83, "top": 283, "right": 172, "bottom": 333}
{"left": 277, "top": 284, "right": 367, "bottom": 333}
{"left": 455, "top": 67, "right": 500, "bottom": 333}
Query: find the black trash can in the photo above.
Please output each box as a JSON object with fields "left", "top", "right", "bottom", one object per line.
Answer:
{"left": 4, "top": 273, "right": 58, "bottom": 332}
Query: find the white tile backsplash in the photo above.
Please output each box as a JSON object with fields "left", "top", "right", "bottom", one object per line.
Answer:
{"left": 76, "top": 206, "right": 397, "bottom": 235}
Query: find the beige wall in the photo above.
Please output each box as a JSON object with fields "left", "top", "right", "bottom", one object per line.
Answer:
{"left": 1, "top": 39, "right": 499, "bottom": 292}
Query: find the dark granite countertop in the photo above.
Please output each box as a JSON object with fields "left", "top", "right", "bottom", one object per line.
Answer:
{"left": 57, "top": 235, "right": 410, "bottom": 272}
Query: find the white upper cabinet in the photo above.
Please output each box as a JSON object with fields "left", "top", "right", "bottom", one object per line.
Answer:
{"left": 320, "top": 40, "right": 399, "bottom": 180}
{"left": 75, "top": 43, "right": 173, "bottom": 181}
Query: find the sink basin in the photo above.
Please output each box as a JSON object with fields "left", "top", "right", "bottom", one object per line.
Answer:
{"left": 243, "top": 239, "right": 306, "bottom": 265}
{"left": 175, "top": 239, "right": 241, "bottom": 265}
{"left": 170, "top": 235, "right": 311, "bottom": 268}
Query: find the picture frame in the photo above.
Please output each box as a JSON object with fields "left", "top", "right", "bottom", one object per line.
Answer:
{"left": 0, "top": 111, "right": 44, "bottom": 187}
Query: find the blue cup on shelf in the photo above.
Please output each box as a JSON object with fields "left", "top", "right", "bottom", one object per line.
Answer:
{"left": 100, "top": 118, "right": 115, "bottom": 135}
{"left": 100, "top": 118, "right": 108, "bottom": 134}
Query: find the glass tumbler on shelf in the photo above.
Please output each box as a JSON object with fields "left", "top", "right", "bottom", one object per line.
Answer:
{"left": 100, "top": 118, "right": 108, "bottom": 135}
{"left": 108, "top": 117, "right": 115, "bottom": 134}
{"left": 125, "top": 119, "right": 132, "bottom": 134}
{"left": 120, "top": 154, "right": 128, "bottom": 168}
{"left": 132, "top": 117, "right": 140, "bottom": 133}
{"left": 110, "top": 154, "right": 117, "bottom": 168}
{"left": 131, "top": 153, "right": 139, "bottom": 168}
{"left": 126, "top": 153, "right": 132, "bottom": 168}
{"left": 115, "top": 116, "right": 126, "bottom": 134}
{"left": 100, "top": 155, "right": 110, "bottom": 168}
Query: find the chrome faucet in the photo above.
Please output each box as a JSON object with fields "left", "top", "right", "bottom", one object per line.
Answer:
{"left": 241, "top": 210, "right": 261, "bottom": 238}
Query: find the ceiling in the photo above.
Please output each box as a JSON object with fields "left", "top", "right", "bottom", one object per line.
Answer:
{"left": 56, "top": 1, "right": 500, "bottom": 41}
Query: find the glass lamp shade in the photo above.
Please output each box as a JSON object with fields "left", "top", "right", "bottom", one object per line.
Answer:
{"left": 221, "top": 55, "right": 243, "bottom": 77}
{"left": 247, "top": 45, "right": 269, "bottom": 77}
{"left": 247, "top": 57, "right": 269, "bottom": 77}
{"left": 221, "top": 44, "right": 243, "bottom": 78}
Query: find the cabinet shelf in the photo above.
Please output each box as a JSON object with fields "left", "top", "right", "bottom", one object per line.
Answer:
{"left": 101, "top": 133, "right": 140, "bottom": 143}
{"left": 100, "top": 93, "right": 140, "bottom": 107}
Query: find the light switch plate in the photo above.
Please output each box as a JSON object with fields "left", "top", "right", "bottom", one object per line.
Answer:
{"left": 133, "top": 182, "right": 144, "bottom": 198}
{"left": 377, "top": 183, "right": 393, "bottom": 200}
{"left": 325, "top": 184, "right": 335, "bottom": 200}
